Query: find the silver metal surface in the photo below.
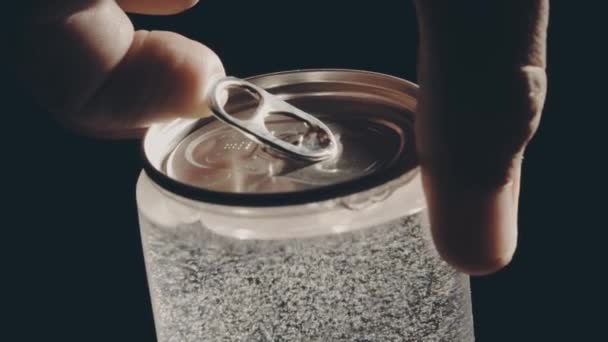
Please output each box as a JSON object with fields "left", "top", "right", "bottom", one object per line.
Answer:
{"left": 142, "top": 69, "right": 419, "bottom": 204}
{"left": 209, "top": 77, "right": 338, "bottom": 162}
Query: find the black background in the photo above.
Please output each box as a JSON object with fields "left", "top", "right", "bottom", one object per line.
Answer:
{"left": 5, "top": 1, "right": 603, "bottom": 341}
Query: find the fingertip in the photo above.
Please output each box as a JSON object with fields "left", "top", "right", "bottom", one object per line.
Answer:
{"left": 422, "top": 169, "right": 520, "bottom": 276}
{"left": 78, "top": 30, "right": 225, "bottom": 132}
{"left": 437, "top": 236, "right": 516, "bottom": 276}
{"left": 156, "top": 34, "right": 225, "bottom": 119}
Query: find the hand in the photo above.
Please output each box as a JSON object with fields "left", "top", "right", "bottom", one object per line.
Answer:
{"left": 17, "top": 0, "right": 225, "bottom": 138}
{"left": 17, "top": 1, "right": 549, "bottom": 275}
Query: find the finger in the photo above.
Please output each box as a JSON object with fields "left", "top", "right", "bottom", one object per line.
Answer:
{"left": 17, "top": 0, "right": 224, "bottom": 138}
{"left": 80, "top": 30, "right": 224, "bottom": 134}
{"left": 414, "top": 1, "right": 549, "bottom": 275}
{"left": 116, "top": 0, "right": 199, "bottom": 15}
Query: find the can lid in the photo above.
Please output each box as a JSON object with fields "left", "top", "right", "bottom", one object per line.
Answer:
{"left": 142, "top": 69, "right": 419, "bottom": 206}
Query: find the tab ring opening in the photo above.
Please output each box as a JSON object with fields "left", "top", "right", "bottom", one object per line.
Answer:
{"left": 209, "top": 77, "right": 338, "bottom": 162}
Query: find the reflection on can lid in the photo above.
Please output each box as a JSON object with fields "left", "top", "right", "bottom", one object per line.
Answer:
{"left": 143, "top": 69, "right": 419, "bottom": 206}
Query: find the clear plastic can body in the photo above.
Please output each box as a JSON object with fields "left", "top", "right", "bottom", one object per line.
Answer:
{"left": 136, "top": 169, "right": 475, "bottom": 341}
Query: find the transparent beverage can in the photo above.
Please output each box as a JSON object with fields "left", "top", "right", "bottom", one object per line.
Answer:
{"left": 136, "top": 69, "right": 475, "bottom": 341}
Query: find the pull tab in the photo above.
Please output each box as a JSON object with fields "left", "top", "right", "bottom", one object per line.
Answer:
{"left": 208, "top": 77, "right": 339, "bottom": 162}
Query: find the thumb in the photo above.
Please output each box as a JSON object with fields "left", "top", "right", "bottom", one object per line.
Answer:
{"left": 414, "top": 0, "right": 549, "bottom": 275}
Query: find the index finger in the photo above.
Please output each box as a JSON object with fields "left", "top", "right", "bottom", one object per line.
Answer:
{"left": 414, "top": 0, "right": 549, "bottom": 275}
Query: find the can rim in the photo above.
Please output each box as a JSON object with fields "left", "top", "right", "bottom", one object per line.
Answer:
{"left": 141, "top": 69, "right": 419, "bottom": 207}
